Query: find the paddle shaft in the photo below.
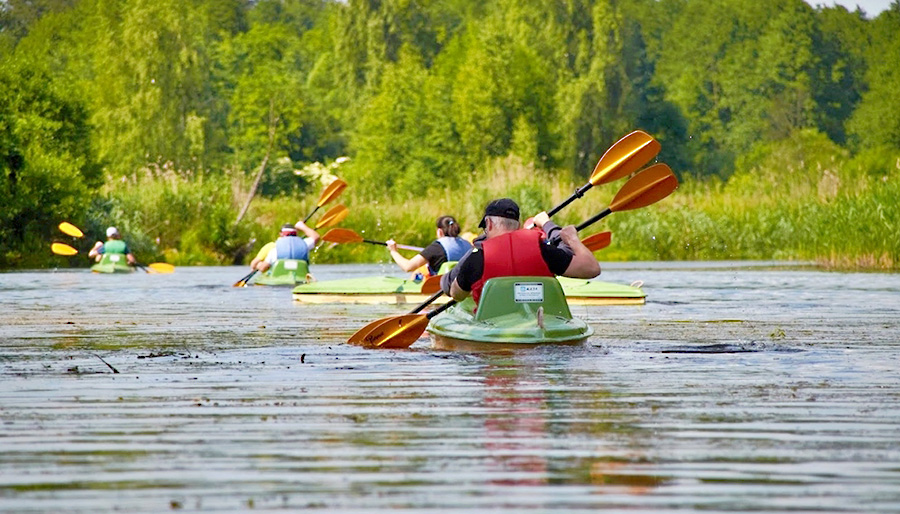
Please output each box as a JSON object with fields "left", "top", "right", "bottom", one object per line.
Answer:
{"left": 234, "top": 269, "right": 258, "bottom": 287}
{"left": 411, "top": 291, "right": 443, "bottom": 314}
{"left": 546, "top": 184, "right": 592, "bottom": 217}
{"left": 302, "top": 206, "right": 320, "bottom": 223}
{"left": 365, "top": 239, "right": 424, "bottom": 252}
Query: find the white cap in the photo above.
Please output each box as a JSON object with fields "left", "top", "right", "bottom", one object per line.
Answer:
{"left": 106, "top": 226, "right": 119, "bottom": 237}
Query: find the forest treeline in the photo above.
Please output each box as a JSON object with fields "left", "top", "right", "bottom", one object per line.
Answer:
{"left": 1, "top": 0, "right": 898, "bottom": 269}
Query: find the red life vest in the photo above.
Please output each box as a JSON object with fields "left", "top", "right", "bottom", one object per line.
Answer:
{"left": 472, "top": 229, "right": 554, "bottom": 305}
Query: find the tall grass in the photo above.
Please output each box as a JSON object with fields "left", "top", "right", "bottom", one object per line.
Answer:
{"left": 87, "top": 141, "right": 899, "bottom": 272}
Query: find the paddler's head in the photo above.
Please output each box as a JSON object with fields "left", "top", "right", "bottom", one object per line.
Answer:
{"left": 478, "top": 198, "right": 520, "bottom": 238}
{"left": 279, "top": 223, "right": 298, "bottom": 237}
{"left": 436, "top": 215, "right": 462, "bottom": 238}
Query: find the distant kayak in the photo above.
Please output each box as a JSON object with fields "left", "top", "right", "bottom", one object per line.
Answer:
{"left": 91, "top": 253, "right": 133, "bottom": 274}
{"left": 427, "top": 276, "right": 593, "bottom": 351}
{"left": 292, "top": 275, "right": 645, "bottom": 305}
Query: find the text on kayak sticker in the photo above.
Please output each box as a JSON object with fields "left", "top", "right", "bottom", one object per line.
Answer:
{"left": 514, "top": 282, "right": 544, "bottom": 303}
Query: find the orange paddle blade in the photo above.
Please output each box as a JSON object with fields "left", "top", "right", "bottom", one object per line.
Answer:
{"left": 589, "top": 131, "right": 661, "bottom": 186}
{"left": 609, "top": 163, "right": 678, "bottom": 212}
{"left": 318, "top": 179, "right": 347, "bottom": 207}
{"left": 363, "top": 314, "right": 430, "bottom": 348}
{"left": 347, "top": 316, "right": 393, "bottom": 344}
{"left": 321, "top": 228, "right": 363, "bottom": 244}
{"left": 58, "top": 222, "right": 84, "bottom": 238}
{"left": 315, "top": 204, "right": 349, "bottom": 230}
{"left": 51, "top": 242, "right": 78, "bottom": 256}
{"left": 420, "top": 274, "right": 443, "bottom": 295}
{"left": 581, "top": 231, "right": 612, "bottom": 252}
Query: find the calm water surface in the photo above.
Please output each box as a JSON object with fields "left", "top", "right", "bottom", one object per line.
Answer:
{"left": 1, "top": 262, "right": 899, "bottom": 512}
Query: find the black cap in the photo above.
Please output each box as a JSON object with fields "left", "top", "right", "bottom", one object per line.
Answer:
{"left": 478, "top": 198, "right": 520, "bottom": 228}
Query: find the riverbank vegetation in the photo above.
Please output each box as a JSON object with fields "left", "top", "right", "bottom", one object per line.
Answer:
{"left": 1, "top": 0, "right": 898, "bottom": 270}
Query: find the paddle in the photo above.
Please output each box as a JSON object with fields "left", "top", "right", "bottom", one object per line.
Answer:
{"left": 352, "top": 163, "right": 678, "bottom": 349}
{"left": 581, "top": 231, "right": 612, "bottom": 253}
{"left": 315, "top": 204, "right": 349, "bottom": 230}
{"left": 51, "top": 242, "right": 79, "bottom": 256}
{"left": 303, "top": 179, "right": 347, "bottom": 223}
{"left": 135, "top": 262, "right": 175, "bottom": 274}
{"left": 58, "top": 222, "right": 84, "bottom": 238}
{"left": 345, "top": 274, "right": 445, "bottom": 344}
{"left": 546, "top": 130, "right": 660, "bottom": 217}
{"left": 51, "top": 237, "right": 175, "bottom": 274}
{"left": 321, "top": 228, "right": 424, "bottom": 252}
{"left": 233, "top": 269, "right": 258, "bottom": 287}
{"left": 561, "top": 163, "right": 677, "bottom": 238}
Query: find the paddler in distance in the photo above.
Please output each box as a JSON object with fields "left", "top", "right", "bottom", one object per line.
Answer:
{"left": 250, "top": 220, "right": 320, "bottom": 273}
{"left": 88, "top": 226, "right": 137, "bottom": 266}
{"left": 385, "top": 215, "right": 472, "bottom": 279}
{"left": 441, "top": 198, "right": 600, "bottom": 305}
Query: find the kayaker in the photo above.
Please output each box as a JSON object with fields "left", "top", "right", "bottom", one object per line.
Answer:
{"left": 250, "top": 221, "right": 320, "bottom": 273}
{"left": 88, "top": 226, "right": 136, "bottom": 266}
{"left": 441, "top": 198, "right": 600, "bottom": 305}
{"left": 385, "top": 215, "right": 473, "bottom": 278}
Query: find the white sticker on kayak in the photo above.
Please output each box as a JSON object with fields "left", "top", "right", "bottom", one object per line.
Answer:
{"left": 514, "top": 282, "right": 544, "bottom": 303}
{"left": 109, "top": 254, "right": 121, "bottom": 262}
{"left": 284, "top": 260, "right": 298, "bottom": 270}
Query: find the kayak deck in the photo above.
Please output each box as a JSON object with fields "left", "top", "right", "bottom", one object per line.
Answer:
{"left": 292, "top": 275, "right": 645, "bottom": 305}
{"left": 91, "top": 253, "right": 133, "bottom": 274}
{"left": 427, "top": 277, "right": 593, "bottom": 351}
{"left": 253, "top": 259, "right": 310, "bottom": 286}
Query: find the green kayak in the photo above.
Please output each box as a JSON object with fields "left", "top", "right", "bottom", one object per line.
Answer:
{"left": 91, "top": 253, "right": 133, "bottom": 274}
{"left": 427, "top": 276, "right": 593, "bottom": 351}
{"left": 292, "top": 274, "right": 644, "bottom": 305}
{"left": 253, "top": 259, "right": 311, "bottom": 286}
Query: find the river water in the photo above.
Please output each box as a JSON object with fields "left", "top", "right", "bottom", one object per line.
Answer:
{"left": 1, "top": 262, "right": 898, "bottom": 512}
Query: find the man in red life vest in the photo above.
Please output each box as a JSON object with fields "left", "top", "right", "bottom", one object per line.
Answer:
{"left": 441, "top": 198, "right": 600, "bottom": 305}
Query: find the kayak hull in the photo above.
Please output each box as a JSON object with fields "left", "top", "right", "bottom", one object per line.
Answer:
{"left": 293, "top": 275, "right": 644, "bottom": 306}
{"left": 253, "top": 259, "right": 310, "bottom": 286}
{"left": 427, "top": 277, "right": 593, "bottom": 350}
{"left": 91, "top": 253, "right": 133, "bottom": 274}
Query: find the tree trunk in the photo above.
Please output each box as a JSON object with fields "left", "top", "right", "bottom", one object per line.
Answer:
{"left": 234, "top": 99, "right": 279, "bottom": 226}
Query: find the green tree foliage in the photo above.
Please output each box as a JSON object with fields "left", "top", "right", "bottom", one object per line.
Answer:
{"left": 847, "top": 5, "right": 900, "bottom": 150}
{"left": 1, "top": 0, "right": 898, "bottom": 268}
{"left": 86, "top": 0, "right": 222, "bottom": 174}
{"left": 0, "top": 56, "right": 99, "bottom": 267}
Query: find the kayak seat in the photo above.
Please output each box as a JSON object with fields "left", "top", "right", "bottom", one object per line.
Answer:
{"left": 475, "top": 276, "right": 572, "bottom": 322}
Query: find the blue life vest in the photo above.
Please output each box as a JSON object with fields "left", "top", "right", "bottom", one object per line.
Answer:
{"left": 434, "top": 236, "right": 472, "bottom": 274}
{"left": 275, "top": 236, "right": 310, "bottom": 261}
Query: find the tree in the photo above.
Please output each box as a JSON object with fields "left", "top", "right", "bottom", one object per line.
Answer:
{"left": 218, "top": 21, "right": 306, "bottom": 222}
{"left": 847, "top": 5, "right": 900, "bottom": 151}
{"left": 0, "top": 58, "right": 99, "bottom": 267}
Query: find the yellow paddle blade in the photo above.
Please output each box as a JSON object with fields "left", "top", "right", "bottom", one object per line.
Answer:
{"left": 609, "top": 164, "right": 678, "bottom": 212}
{"left": 51, "top": 242, "right": 79, "bottom": 256}
{"left": 318, "top": 179, "right": 347, "bottom": 207}
{"left": 58, "top": 222, "right": 84, "bottom": 238}
{"left": 581, "top": 231, "right": 612, "bottom": 252}
{"left": 315, "top": 204, "right": 349, "bottom": 230}
{"left": 148, "top": 262, "right": 175, "bottom": 273}
{"left": 589, "top": 130, "right": 661, "bottom": 186}
{"left": 321, "top": 228, "right": 362, "bottom": 244}
{"left": 356, "top": 314, "right": 429, "bottom": 348}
